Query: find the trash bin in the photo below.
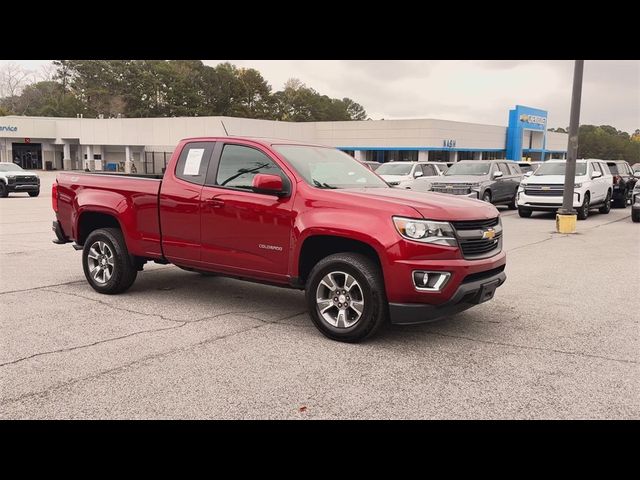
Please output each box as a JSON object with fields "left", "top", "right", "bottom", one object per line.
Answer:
{"left": 105, "top": 163, "right": 117, "bottom": 171}
{"left": 45, "top": 161, "right": 53, "bottom": 171}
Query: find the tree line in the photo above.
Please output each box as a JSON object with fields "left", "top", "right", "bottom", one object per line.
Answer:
{"left": 548, "top": 125, "right": 640, "bottom": 163}
{"left": 0, "top": 60, "right": 368, "bottom": 122}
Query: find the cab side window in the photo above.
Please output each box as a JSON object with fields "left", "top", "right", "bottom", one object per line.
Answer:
{"left": 498, "top": 163, "right": 510, "bottom": 176}
{"left": 422, "top": 164, "right": 437, "bottom": 176}
{"left": 215, "top": 144, "right": 286, "bottom": 191}
{"left": 174, "top": 142, "right": 215, "bottom": 185}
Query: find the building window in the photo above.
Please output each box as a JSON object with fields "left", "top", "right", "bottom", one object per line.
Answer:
{"left": 383, "top": 150, "right": 418, "bottom": 162}
{"left": 482, "top": 151, "right": 506, "bottom": 160}
{"left": 429, "top": 150, "right": 449, "bottom": 163}
{"left": 458, "top": 151, "right": 474, "bottom": 161}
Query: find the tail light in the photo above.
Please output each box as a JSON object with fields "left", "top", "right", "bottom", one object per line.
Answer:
{"left": 52, "top": 182, "right": 58, "bottom": 212}
{"left": 613, "top": 175, "right": 621, "bottom": 185}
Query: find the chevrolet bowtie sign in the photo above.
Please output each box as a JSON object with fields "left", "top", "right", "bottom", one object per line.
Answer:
{"left": 519, "top": 114, "right": 546, "bottom": 125}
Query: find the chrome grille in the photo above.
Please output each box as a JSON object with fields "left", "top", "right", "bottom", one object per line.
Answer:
{"left": 15, "top": 176, "right": 38, "bottom": 185}
{"left": 524, "top": 184, "right": 563, "bottom": 196}
{"left": 451, "top": 217, "right": 502, "bottom": 259}
{"left": 431, "top": 183, "right": 472, "bottom": 195}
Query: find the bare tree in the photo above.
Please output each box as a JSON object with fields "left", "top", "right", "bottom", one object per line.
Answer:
{"left": 36, "top": 62, "right": 57, "bottom": 82}
{"left": 0, "top": 62, "right": 34, "bottom": 98}
{"left": 0, "top": 62, "right": 36, "bottom": 113}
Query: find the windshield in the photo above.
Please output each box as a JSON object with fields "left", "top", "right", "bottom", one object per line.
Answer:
{"left": 535, "top": 162, "right": 587, "bottom": 176}
{"left": 0, "top": 163, "right": 24, "bottom": 172}
{"left": 445, "top": 162, "right": 490, "bottom": 176}
{"left": 375, "top": 163, "right": 413, "bottom": 176}
{"left": 273, "top": 145, "right": 388, "bottom": 189}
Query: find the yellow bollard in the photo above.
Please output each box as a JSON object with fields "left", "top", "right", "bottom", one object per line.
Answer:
{"left": 556, "top": 214, "right": 577, "bottom": 233}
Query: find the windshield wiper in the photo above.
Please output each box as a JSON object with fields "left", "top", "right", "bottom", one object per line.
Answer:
{"left": 313, "top": 179, "right": 338, "bottom": 189}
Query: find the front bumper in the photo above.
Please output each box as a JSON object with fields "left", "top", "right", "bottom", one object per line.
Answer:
{"left": 7, "top": 183, "right": 39, "bottom": 192}
{"left": 389, "top": 267, "right": 506, "bottom": 325}
{"left": 517, "top": 191, "right": 581, "bottom": 210}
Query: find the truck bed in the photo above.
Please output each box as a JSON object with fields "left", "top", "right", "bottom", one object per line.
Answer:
{"left": 55, "top": 171, "right": 164, "bottom": 258}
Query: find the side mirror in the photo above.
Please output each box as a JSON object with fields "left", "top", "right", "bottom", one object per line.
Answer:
{"left": 414, "top": 171, "right": 424, "bottom": 178}
{"left": 252, "top": 174, "right": 286, "bottom": 196}
{"left": 591, "top": 171, "right": 602, "bottom": 179}
{"left": 634, "top": 172, "right": 640, "bottom": 179}
{"left": 524, "top": 171, "right": 533, "bottom": 177}
{"left": 493, "top": 170, "right": 503, "bottom": 178}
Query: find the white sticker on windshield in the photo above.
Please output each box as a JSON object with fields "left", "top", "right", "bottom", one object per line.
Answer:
{"left": 183, "top": 148, "right": 205, "bottom": 176}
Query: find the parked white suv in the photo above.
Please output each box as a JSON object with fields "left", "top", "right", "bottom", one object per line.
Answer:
{"left": 517, "top": 159, "right": 613, "bottom": 220}
{"left": 0, "top": 162, "right": 41, "bottom": 198}
{"left": 376, "top": 161, "right": 447, "bottom": 187}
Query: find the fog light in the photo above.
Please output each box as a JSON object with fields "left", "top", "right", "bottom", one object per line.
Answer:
{"left": 412, "top": 271, "right": 451, "bottom": 291}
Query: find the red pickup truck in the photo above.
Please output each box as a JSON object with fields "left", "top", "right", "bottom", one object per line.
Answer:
{"left": 52, "top": 137, "right": 506, "bottom": 342}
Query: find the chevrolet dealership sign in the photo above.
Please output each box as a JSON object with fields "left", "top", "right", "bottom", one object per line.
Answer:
{"left": 519, "top": 114, "right": 546, "bottom": 126}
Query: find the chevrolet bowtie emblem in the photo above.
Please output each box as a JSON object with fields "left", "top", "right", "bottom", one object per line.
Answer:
{"left": 482, "top": 228, "right": 496, "bottom": 240}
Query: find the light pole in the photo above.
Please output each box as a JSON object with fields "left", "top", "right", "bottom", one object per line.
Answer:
{"left": 556, "top": 60, "right": 585, "bottom": 233}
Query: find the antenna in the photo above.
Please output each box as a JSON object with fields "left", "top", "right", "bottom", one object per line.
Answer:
{"left": 221, "top": 120, "right": 229, "bottom": 136}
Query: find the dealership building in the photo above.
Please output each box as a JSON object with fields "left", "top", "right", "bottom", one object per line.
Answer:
{"left": 0, "top": 105, "right": 567, "bottom": 173}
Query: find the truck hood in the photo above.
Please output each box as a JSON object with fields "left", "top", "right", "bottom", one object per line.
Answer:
{"left": 336, "top": 187, "right": 499, "bottom": 221}
{"left": 432, "top": 176, "right": 486, "bottom": 184}
{"left": 525, "top": 175, "right": 570, "bottom": 185}
{"left": 3, "top": 170, "right": 39, "bottom": 177}
{"left": 379, "top": 174, "right": 412, "bottom": 183}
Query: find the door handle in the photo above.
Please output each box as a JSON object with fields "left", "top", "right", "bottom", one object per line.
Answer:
{"left": 204, "top": 197, "right": 225, "bottom": 208}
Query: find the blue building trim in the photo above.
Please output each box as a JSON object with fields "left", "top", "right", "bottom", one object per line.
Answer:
{"left": 336, "top": 146, "right": 505, "bottom": 152}
{"left": 506, "top": 105, "right": 548, "bottom": 161}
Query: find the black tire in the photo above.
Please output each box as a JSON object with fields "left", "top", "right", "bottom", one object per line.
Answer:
{"left": 0, "top": 182, "right": 7, "bottom": 198}
{"left": 632, "top": 209, "right": 640, "bottom": 223}
{"left": 599, "top": 190, "right": 611, "bottom": 214}
{"left": 518, "top": 208, "right": 532, "bottom": 218}
{"left": 82, "top": 228, "right": 137, "bottom": 294}
{"left": 482, "top": 190, "right": 492, "bottom": 204}
{"left": 614, "top": 189, "right": 627, "bottom": 208}
{"left": 28, "top": 190, "right": 40, "bottom": 197}
{"left": 577, "top": 192, "right": 590, "bottom": 220}
{"left": 508, "top": 190, "right": 518, "bottom": 209}
{"left": 305, "top": 252, "right": 387, "bottom": 343}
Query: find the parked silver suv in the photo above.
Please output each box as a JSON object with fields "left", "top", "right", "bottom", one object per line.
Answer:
{"left": 429, "top": 160, "right": 523, "bottom": 208}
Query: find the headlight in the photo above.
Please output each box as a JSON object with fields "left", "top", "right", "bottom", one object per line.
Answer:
{"left": 392, "top": 216, "right": 457, "bottom": 246}
{"left": 469, "top": 183, "right": 481, "bottom": 189}
{"left": 6, "top": 174, "right": 15, "bottom": 178}
{"left": 574, "top": 183, "right": 582, "bottom": 188}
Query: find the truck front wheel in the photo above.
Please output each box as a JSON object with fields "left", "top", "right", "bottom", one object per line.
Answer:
{"left": 305, "top": 252, "right": 388, "bottom": 343}
{"left": 82, "top": 228, "right": 137, "bottom": 294}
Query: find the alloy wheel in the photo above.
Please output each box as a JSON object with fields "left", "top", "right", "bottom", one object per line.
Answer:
{"left": 86, "top": 241, "right": 115, "bottom": 284}
{"left": 315, "top": 271, "right": 365, "bottom": 328}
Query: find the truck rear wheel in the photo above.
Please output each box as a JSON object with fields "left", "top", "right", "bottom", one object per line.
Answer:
{"left": 82, "top": 228, "right": 137, "bottom": 294}
{"left": 305, "top": 252, "right": 388, "bottom": 343}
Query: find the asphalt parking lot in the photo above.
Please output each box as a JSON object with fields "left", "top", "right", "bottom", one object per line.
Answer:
{"left": 1, "top": 171, "right": 638, "bottom": 419}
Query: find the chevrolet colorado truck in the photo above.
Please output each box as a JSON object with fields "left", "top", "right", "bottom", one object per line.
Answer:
{"left": 52, "top": 137, "right": 506, "bottom": 342}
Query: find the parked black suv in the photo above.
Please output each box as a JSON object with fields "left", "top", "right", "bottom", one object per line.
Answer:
{"left": 429, "top": 160, "right": 523, "bottom": 208}
{"left": 607, "top": 160, "right": 637, "bottom": 208}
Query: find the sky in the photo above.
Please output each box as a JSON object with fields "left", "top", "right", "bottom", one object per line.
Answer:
{"left": 2, "top": 60, "right": 639, "bottom": 133}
